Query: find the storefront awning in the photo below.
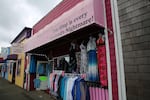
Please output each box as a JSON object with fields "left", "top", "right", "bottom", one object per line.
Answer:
{"left": 24, "top": 0, "right": 105, "bottom": 52}
{"left": 6, "top": 54, "right": 18, "bottom": 60}
{"left": 0, "top": 60, "right": 6, "bottom": 63}
{"left": 0, "top": 58, "right": 5, "bottom": 63}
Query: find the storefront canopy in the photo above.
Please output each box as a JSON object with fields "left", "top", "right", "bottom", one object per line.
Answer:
{"left": 0, "top": 58, "right": 5, "bottom": 63}
{"left": 24, "top": 0, "right": 105, "bottom": 52}
{"left": 6, "top": 54, "right": 18, "bottom": 60}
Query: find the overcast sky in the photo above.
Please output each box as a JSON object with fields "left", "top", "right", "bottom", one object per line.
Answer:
{"left": 0, "top": 0, "right": 62, "bottom": 52}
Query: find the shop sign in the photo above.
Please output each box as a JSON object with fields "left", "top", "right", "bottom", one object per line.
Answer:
{"left": 24, "top": 0, "right": 104, "bottom": 52}
{"left": 11, "top": 43, "right": 24, "bottom": 54}
{"left": 1, "top": 47, "right": 10, "bottom": 59}
{"left": 51, "top": 12, "right": 94, "bottom": 40}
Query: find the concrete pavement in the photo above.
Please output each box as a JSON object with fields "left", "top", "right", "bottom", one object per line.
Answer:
{"left": 0, "top": 77, "right": 56, "bottom": 100}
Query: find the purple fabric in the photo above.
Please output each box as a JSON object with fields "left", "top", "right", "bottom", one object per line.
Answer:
{"left": 102, "top": 88, "right": 106, "bottom": 100}
{"left": 93, "top": 87, "right": 96, "bottom": 100}
{"left": 7, "top": 54, "right": 18, "bottom": 60}
{"left": 98, "top": 88, "right": 102, "bottom": 100}
{"left": 96, "top": 88, "right": 99, "bottom": 100}
{"left": 105, "top": 89, "right": 109, "bottom": 100}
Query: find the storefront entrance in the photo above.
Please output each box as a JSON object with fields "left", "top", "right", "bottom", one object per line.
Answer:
{"left": 12, "top": 62, "right": 16, "bottom": 83}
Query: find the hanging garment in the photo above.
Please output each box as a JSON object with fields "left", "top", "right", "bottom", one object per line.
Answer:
{"left": 49, "top": 73, "right": 56, "bottom": 91}
{"left": 105, "top": 89, "right": 109, "bottom": 100}
{"left": 76, "top": 53, "right": 81, "bottom": 73}
{"left": 102, "top": 88, "right": 106, "bottom": 100}
{"left": 87, "top": 37, "right": 99, "bottom": 81}
{"left": 60, "top": 76, "right": 68, "bottom": 100}
{"left": 72, "top": 77, "right": 85, "bottom": 100}
{"left": 69, "top": 42, "right": 77, "bottom": 72}
{"left": 60, "top": 77, "right": 65, "bottom": 99}
{"left": 25, "top": 55, "right": 30, "bottom": 74}
{"left": 97, "top": 34, "right": 108, "bottom": 87}
{"left": 89, "top": 86, "right": 109, "bottom": 100}
{"left": 64, "top": 77, "right": 69, "bottom": 100}
{"left": 30, "top": 74, "right": 36, "bottom": 91}
{"left": 80, "top": 80, "right": 88, "bottom": 100}
{"left": 72, "top": 77, "right": 79, "bottom": 100}
{"left": 54, "top": 75, "right": 60, "bottom": 93}
{"left": 47, "top": 72, "right": 50, "bottom": 89}
{"left": 80, "top": 43, "right": 88, "bottom": 74}
{"left": 89, "top": 87, "right": 93, "bottom": 100}
{"left": 26, "top": 73, "right": 30, "bottom": 91}
{"left": 66, "top": 77, "right": 78, "bottom": 100}
{"left": 95, "top": 87, "right": 99, "bottom": 100}
{"left": 33, "top": 78, "right": 41, "bottom": 88}
{"left": 29, "top": 56, "right": 36, "bottom": 74}
{"left": 57, "top": 76, "right": 63, "bottom": 97}
{"left": 98, "top": 88, "right": 108, "bottom": 100}
{"left": 37, "top": 63, "right": 45, "bottom": 75}
{"left": 59, "top": 58, "right": 69, "bottom": 72}
{"left": 86, "top": 84, "right": 90, "bottom": 100}
{"left": 92, "top": 87, "right": 96, "bottom": 100}
{"left": 98, "top": 88, "right": 102, "bottom": 100}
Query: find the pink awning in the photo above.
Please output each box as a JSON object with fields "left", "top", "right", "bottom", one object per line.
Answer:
{"left": 24, "top": 0, "right": 105, "bottom": 52}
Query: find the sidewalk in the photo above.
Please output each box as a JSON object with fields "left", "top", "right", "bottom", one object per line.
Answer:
{"left": 0, "top": 77, "right": 56, "bottom": 100}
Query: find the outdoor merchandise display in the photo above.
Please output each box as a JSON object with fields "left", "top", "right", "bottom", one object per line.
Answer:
{"left": 97, "top": 34, "right": 108, "bottom": 87}
{"left": 23, "top": 31, "right": 110, "bottom": 100}
{"left": 48, "top": 72, "right": 109, "bottom": 100}
{"left": 87, "top": 36, "right": 99, "bottom": 82}
{"left": 80, "top": 42, "right": 87, "bottom": 74}
{"left": 46, "top": 34, "right": 109, "bottom": 100}
{"left": 22, "top": 0, "right": 127, "bottom": 100}
{"left": 69, "top": 42, "right": 77, "bottom": 73}
{"left": 24, "top": 55, "right": 50, "bottom": 91}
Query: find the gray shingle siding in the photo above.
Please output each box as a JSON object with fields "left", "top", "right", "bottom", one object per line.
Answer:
{"left": 117, "top": 0, "right": 150, "bottom": 99}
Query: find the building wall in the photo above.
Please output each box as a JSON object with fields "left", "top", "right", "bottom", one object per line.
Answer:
{"left": 15, "top": 53, "right": 25, "bottom": 88}
{"left": 11, "top": 28, "right": 31, "bottom": 88}
{"left": 8, "top": 49, "right": 13, "bottom": 82}
{"left": 117, "top": 0, "right": 150, "bottom": 100}
{"left": 8, "top": 62, "right": 13, "bottom": 82}
{"left": 15, "top": 40, "right": 26, "bottom": 88}
{"left": 1, "top": 47, "right": 10, "bottom": 59}
{"left": 8, "top": 74, "right": 12, "bottom": 82}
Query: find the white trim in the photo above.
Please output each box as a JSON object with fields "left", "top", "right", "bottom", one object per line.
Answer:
{"left": 103, "top": 0, "right": 113, "bottom": 100}
{"left": 27, "top": 53, "right": 50, "bottom": 61}
{"left": 105, "top": 29, "right": 113, "bottom": 100}
{"left": 110, "top": 0, "right": 127, "bottom": 100}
